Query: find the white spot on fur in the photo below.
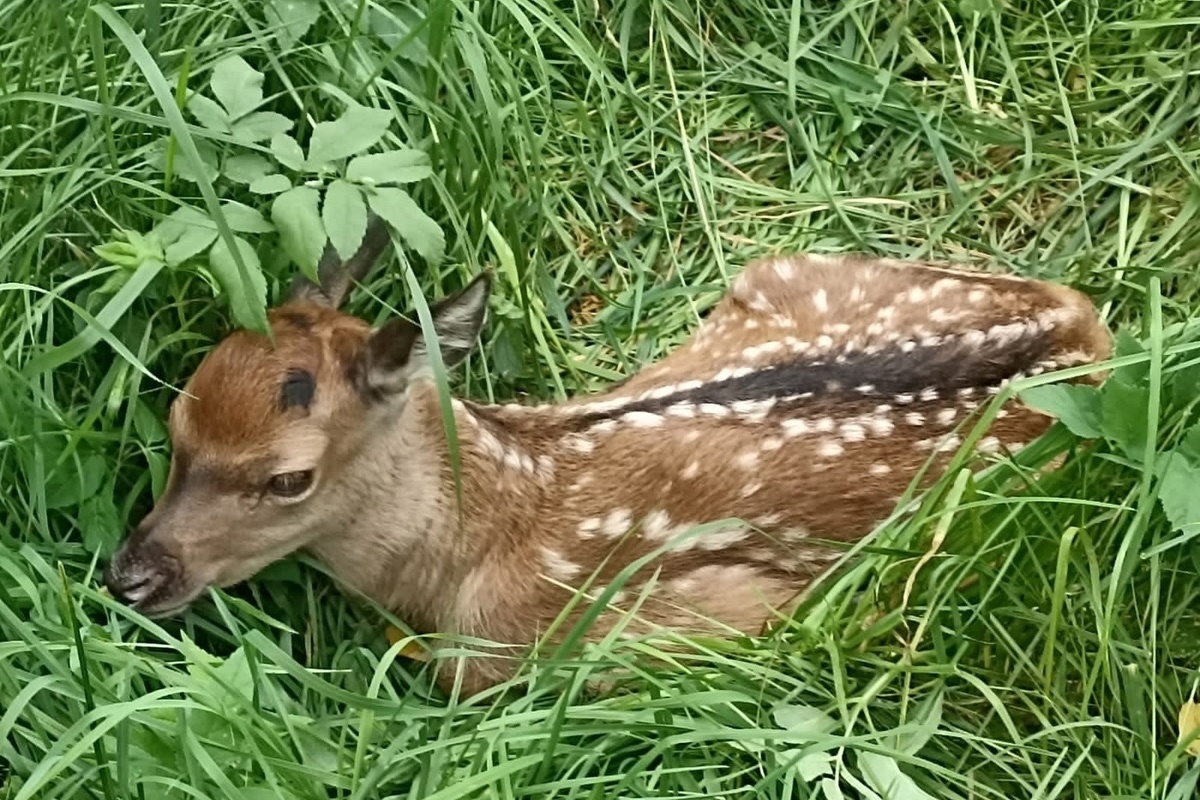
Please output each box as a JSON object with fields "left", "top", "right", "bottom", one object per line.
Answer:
{"left": 565, "top": 434, "right": 595, "bottom": 454}
{"left": 919, "top": 387, "right": 939, "bottom": 402}
{"left": 905, "top": 412, "right": 925, "bottom": 426}
{"left": 761, "top": 436, "right": 783, "bottom": 451}
{"left": 642, "top": 509, "right": 673, "bottom": 540}
{"left": 773, "top": 260, "right": 795, "bottom": 280}
{"left": 817, "top": 440, "right": 844, "bottom": 458}
{"left": 739, "top": 481, "right": 763, "bottom": 498}
{"left": 577, "top": 517, "right": 602, "bottom": 537}
{"left": 868, "top": 416, "right": 895, "bottom": 437}
{"left": 754, "top": 513, "right": 782, "bottom": 526}
{"left": 540, "top": 547, "right": 582, "bottom": 581}
{"left": 850, "top": 284, "right": 865, "bottom": 303}
{"left": 814, "top": 417, "right": 835, "bottom": 433}
{"left": 840, "top": 422, "right": 867, "bottom": 442}
{"left": 968, "top": 288, "right": 988, "bottom": 303}
{"left": 978, "top": 436, "right": 1002, "bottom": 454}
{"left": 536, "top": 455, "right": 556, "bottom": 479}
{"left": 682, "top": 461, "right": 700, "bottom": 479}
{"left": 622, "top": 411, "right": 664, "bottom": 428}
{"left": 683, "top": 430, "right": 702, "bottom": 443}
{"left": 869, "top": 463, "right": 891, "bottom": 476}
{"left": 736, "top": 450, "right": 759, "bottom": 469}
{"left": 698, "top": 403, "right": 730, "bottom": 417}
{"left": 782, "top": 419, "right": 810, "bottom": 438}
{"left": 589, "top": 419, "right": 618, "bottom": 435}
{"left": 856, "top": 384, "right": 875, "bottom": 394}
{"left": 667, "top": 402, "right": 697, "bottom": 418}
{"left": 745, "top": 318, "right": 761, "bottom": 330}
{"left": 601, "top": 508, "right": 633, "bottom": 538}
{"left": 936, "top": 408, "right": 957, "bottom": 426}
{"left": 812, "top": 289, "right": 829, "bottom": 313}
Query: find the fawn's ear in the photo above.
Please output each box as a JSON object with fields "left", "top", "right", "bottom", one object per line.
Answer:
{"left": 285, "top": 214, "right": 393, "bottom": 309}
{"left": 360, "top": 272, "right": 492, "bottom": 398}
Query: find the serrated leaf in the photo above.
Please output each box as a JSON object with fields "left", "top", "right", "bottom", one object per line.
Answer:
{"left": 250, "top": 173, "right": 293, "bottom": 195}
{"left": 210, "top": 55, "right": 264, "bottom": 120}
{"left": 186, "top": 92, "right": 231, "bottom": 132}
{"left": 1160, "top": 453, "right": 1200, "bottom": 534}
{"left": 306, "top": 105, "right": 394, "bottom": 167}
{"left": 1019, "top": 383, "right": 1104, "bottom": 439}
{"left": 1100, "top": 378, "right": 1151, "bottom": 461}
{"left": 265, "top": 0, "right": 321, "bottom": 50}
{"left": 231, "top": 111, "right": 294, "bottom": 143}
{"left": 346, "top": 149, "right": 433, "bottom": 184}
{"left": 272, "top": 186, "right": 327, "bottom": 279}
{"left": 367, "top": 187, "right": 445, "bottom": 265}
{"left": 858, "top": 752, "right": 937, "bottom": 800}
{"left": 223, "top": 153, "right": 275, "bottom": 185}
{"left": 322, "top": 180, "right": 368, "bottom": 260}
{"left": 209, "top": 235, "right": 269, "bottom": 331}
{"left": 220, "top": 201, "right": 274, "bottom": 233}
{"left": 271, "top": 132, "right": 306, "bottom": 171}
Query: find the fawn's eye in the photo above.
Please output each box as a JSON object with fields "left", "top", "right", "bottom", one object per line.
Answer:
{"left": 267, "top": 470, "right": 314, "bottom": 498}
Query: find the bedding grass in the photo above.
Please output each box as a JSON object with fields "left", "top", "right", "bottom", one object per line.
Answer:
{"left": 3, "top": 0, "right": 1200, "bottom": 797}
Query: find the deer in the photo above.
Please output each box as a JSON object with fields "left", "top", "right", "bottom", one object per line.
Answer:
{"left": 102, "top": 214, "right": 1112, "bottom": 697}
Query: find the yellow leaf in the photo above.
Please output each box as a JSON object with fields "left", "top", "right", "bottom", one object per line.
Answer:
{"left": 385, "top": 625, "right": 431, "bottom": 662}
{"left": 1178, "top": 697, "right": 1200, "bottom": 756}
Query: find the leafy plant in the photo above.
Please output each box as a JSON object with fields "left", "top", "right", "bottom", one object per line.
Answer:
{"left": 102, "top": 54, "right": 444, "bottom": 331}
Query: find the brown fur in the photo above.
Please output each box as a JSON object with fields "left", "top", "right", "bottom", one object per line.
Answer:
{"left": 105, "top": 246, "right": 1112, "bottom": 697}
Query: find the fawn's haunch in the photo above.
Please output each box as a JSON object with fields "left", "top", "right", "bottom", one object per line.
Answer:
{"left": 104, "top": 215, "right": 1111, "bottom": 695}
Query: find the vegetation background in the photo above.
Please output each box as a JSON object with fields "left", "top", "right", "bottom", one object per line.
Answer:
{"left": 3, "top": 0, "right": 1200, "bottom": 797}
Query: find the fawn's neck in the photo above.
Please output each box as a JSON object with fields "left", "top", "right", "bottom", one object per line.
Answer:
{"left": 304, "top": 380, "right": 553, "bottom": 630}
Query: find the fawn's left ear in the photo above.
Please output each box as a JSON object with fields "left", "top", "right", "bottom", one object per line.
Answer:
{"left": 285, "top": 214, "right": 393, "bottom": 309}
{"left": 359, "top": 272, "right": 492, "bottom": 398}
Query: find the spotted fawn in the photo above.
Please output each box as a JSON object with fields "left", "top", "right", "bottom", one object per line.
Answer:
{"left": 104, "top": 215, "right": 1112, "bottom": 695}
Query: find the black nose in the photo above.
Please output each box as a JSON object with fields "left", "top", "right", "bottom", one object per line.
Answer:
{"left": 104, "top": 540, "right": 172, "bottom": 607}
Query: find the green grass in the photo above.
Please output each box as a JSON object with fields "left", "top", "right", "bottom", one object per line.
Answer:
{"left": 3, "top": 0, "right": 1200, "bottom": 797}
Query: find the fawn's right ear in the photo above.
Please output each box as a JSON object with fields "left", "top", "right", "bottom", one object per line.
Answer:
{"left": 359, "top": 272, "right": 492, "bottom": 399}
{"left": 285, "top": 214, "right": 393, "bottom": 309}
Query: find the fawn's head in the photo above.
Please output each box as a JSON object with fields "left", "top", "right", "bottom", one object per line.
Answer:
{"left": 104, "top": 217, "right": 491, "bottom": 617}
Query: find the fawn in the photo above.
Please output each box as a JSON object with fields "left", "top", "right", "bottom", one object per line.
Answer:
{"left": 104, "top": 216, "right": 1111, "bottom": 695}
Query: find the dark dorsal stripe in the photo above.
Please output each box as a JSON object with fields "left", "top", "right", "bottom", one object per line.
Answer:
{"left": 280, "top": 368, "right": 316, "bottom": 411}
{"left": 559, "top": 326, "right": 1055, "bottom": 429}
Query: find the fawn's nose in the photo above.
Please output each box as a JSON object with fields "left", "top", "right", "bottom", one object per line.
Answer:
{"left": 103, "top": 538, "right": 175, "bottom": 607}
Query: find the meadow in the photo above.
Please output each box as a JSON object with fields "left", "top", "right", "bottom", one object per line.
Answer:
{"left": 3, "top": 0, "right": 1200, "bottom": 797}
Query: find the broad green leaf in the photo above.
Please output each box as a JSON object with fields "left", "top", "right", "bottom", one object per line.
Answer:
{"left": 265, "top": 0, "right": 321, "bottom": 50}
{"left": 1112, "top": 329, "right": 1150, "bottom": 385}
{"left": 223, "top": 153, "right": 275, "bottom": 185}
{"left": 272, "top": 186, "right": 327, "bottom": 279}
{"left": 1100, "top": 378, "right": 1151, "bottom": 461}
{"left": 186, "top": 91, "right": 230, "bottom": 132}
{"left": 1160, "top": 452, "right": 1200, "bottom": 534}
{"left": 250, "top": 174, "right": 293, "bottom": 195}
{"left": 220, "top": 200, "right": 274, "bottom": 233}
{"left": 1180, "top": 423, "right": 1200, "bottom": 463}
{"left": 231, "top": 111, "right": 294, "bottom": 143}
{"left": 44, "top": 453, "right": 107, "bottom": 510}
{"left": 80, "top": 493, "right": 123, "bottom": 558}
{"left": 346, "top": 149, "right": 433, "bottom": 184}
{"left": 210, "top": 54, "right": 264, "bottom": 120}
{"left": 367, "top": 187, "right": 445, "bottom": 265}
{"left": 773, "top": 704, "right": 838, "bottom": 738}
{"left": 820, "top": 779, "right": 847, "bottom": 800}
{"left": 164, "top": 226, "right": 218, "bottom": 266}
{"left": 306, "top": 105, "right": 394, "bottom": 167}
{"left": 271, "top": 132, "right": 306, "bottom": 171}
{"left": 148, "top": 136, "right": 221, "bottom": 185}
{"left": 209, "top": 235, "right": 269, "bottom": 331}
{"left": 133, "top": 399, "right": 167, "bottom": 443}
{"left": 322, "top": 179, "right": 368, "bottom": 260}
{"left": 1019, "top": 383, "right": 1104, "bottom": 439}
{"left": 858, "top": 752, "right": 937, "bottom": 800}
